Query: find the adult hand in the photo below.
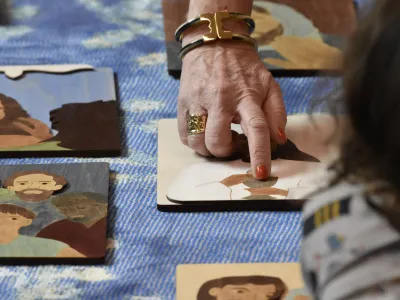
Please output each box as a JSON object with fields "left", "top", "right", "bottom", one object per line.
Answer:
{"left": 178, "top": 40, "right": 287, "bottom": 180}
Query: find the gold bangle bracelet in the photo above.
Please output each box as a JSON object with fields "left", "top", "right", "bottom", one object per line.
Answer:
{"left": 178, "top": 33, "right": 258, "bottom": 60}
{"left": 175, "top": 12, "right": 255, "bottom": 43}
{"left": 177, "top": 12, "right": 257, "bottom": 60}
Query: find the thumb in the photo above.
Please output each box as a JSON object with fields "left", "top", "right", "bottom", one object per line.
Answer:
{"left": 263, "top": 77, "right": 287, "bottom": 144}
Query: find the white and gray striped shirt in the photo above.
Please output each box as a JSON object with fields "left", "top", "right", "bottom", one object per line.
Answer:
{"left": 300, "top": 180, "right": 400, "bottom": 300}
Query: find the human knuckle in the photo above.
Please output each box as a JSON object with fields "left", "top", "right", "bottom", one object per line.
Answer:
{"left": 206, "top": 133, "right": 232, "bottom": 153}
{"left": 192, "top": 82, "right": 205, "bottom": 96}
{"left": 177, "top": 96, "right": 188, "bottom": 109}
{"left": 210, "top": 104, "right": 232, "bottom": 120}
{"left": 259, "top": 68, "right": 272, "bottom": 83}
{"left": 188, "top": 136, "right": 206, "bottom": 150}
{"left": 274, "top": 106, "right": 287, "bottom": 118}
{"left": 236, "top": 87, "right": 262, "bottom": 105}
{"left": 180, "top": 135, "right": 188, "bottom": 146}
{"left": 249, "top": 62, "right": 268, "bottom": 76}
{"left": 206, "top": 135, "right": 220, "bottom": 150}
{"left": 247, "top": 116, "right": 267, "bottom": 131}
{"left": 213, "top": 81, "right": 230, "bottom": 101}
{"left": 178, "top": 106, "right": 186, "bottom": 116}
{"left": 251, "top": 146, "right": 267, "bottom": 159}
{"left": 212, "top": 146, "right": 232, "bottom": 158}
{"left": 219, "top": 84, "right": 231, "bottom": 98}
{"left": 196, "top": 87, "right": 216, "bottom": 107}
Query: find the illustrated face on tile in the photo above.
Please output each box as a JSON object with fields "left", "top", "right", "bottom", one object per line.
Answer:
{"left": 197, "top": 276, "right": 286, "bottom": 300}
{"left": 209, "top": 283, "right": 279, "bottom": 300}
{"left": 0, "top": 212, "right": 32, "bottom": 232}
{"left": 0, "top": 204, "right": 35, "bottom": 238}
{"left": 51, "top": 195, "right": 107, "bottom": 226}
{"left": 4, "top": 171, "right": 66, "bottom": 202}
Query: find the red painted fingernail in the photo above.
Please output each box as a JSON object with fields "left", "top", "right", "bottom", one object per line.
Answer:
{"left": 256, "top": 164, "right": 267, "bottom": 180}
{"left": 278, "top": 127, "right": 287, "bottom": 142}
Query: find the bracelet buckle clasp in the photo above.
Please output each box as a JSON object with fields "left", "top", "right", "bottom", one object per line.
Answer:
{"left": 200, "top": 11, "right": 232, "bottom": 42}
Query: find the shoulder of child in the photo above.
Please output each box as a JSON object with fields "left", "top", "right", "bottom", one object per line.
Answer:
{"left": 302, "top": 180, "right": 364, "bottom": 219}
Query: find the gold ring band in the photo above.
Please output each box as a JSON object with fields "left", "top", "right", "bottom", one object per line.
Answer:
{"left": 187, "top": 114, "right": 207, "bottom": 135}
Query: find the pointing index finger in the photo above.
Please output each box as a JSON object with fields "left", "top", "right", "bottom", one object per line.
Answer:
{"left": 239, "top": 102, "right": 271, "bottom": 180}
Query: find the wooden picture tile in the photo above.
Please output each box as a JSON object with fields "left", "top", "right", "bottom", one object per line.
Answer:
{"left": 162, "top": 0, "right": 357, "bottom": 78}
{"left": 0, "top": 65, "right": 120, "bottom": 158}
{"left": 0, "top": 162, "right": 109, "bottom": 264}
{"left": 176, "top": 263, "right": 312, "bottom": 300}
{"left": 157, "top": 114, "right": 342, "bottom": 212}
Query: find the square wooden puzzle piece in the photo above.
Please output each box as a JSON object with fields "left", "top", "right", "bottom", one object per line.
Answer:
{"left": 0, "top": 162, "right": 109, "bottom": 264}
{"left": 0, "top": 65, "right": 120, "bottom": 158}
{"left": 176, "top": 263, "right": 312, "bottom": 300}
{"left": 157, "top": 114, "right": 342, "bottom": 212}
{"left": 162, "top": 0, "right": 358, "bottom": 78}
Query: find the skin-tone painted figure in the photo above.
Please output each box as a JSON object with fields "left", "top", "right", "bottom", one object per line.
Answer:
{"left": 0, "top": 204, "right": 85, "bottom": 258}
{"left": 197, "top": 276, "right": 287, "bottom": 300}
{"left": 4, "top": 170, "right": 66, "bottom": 202}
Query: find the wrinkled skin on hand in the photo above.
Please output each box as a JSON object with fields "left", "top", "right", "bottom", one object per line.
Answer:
{"left": 178, "top": 41, "right": 287, "bottom": 179}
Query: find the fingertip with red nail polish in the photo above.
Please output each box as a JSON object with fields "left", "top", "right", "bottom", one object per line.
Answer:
{"left": 256, "top": 164, "right": 267, "bottom": 180}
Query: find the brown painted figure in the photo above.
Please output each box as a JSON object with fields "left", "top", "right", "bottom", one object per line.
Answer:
{"left": 0, "top": 93, "right": 53, "bottom": 149}
{"left": 197, "top": 276, "right": 287, "bottom": 300}
{"left": 49, "top": 100, "right": 120, "bottom": 151}
{"left": 222, "top": 134, "right": 319, "bottom": 164}
{"left": 37, "top": 192, "right": 108, "bottom": 257}
{"left": 0, "top": 204, "right": 85, "bottom": 258}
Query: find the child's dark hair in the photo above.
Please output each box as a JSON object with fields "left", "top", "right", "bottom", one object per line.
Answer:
{"left": 318, "top": 0, "right": 400, "bottom": 231}
{"left": 0, "top": 204, "right": 36, "bottom": 220}
{"left": 197, "top": 276, "right": 286, "bottom": 300}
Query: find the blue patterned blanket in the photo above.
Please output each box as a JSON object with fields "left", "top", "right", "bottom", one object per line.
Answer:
{"left": 0, "top": 0, "right": 372, "bottom": 299}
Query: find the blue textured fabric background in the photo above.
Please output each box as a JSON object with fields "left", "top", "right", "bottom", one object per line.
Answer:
{"left": 0, "top": 0, "right": 371, "bottom": 299}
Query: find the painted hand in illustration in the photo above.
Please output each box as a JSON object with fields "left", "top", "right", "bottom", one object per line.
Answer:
{"left": 179, "top": 31, "right": 287, "bottom": 180}
{"left": 220, "top": 170, "right": 287, "bottom": 200}
{"left": 264, "top": 36, "right": 343, "bottom": 70}
{"left": 13, "top": 117, "right": 53, "bottom": 141}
